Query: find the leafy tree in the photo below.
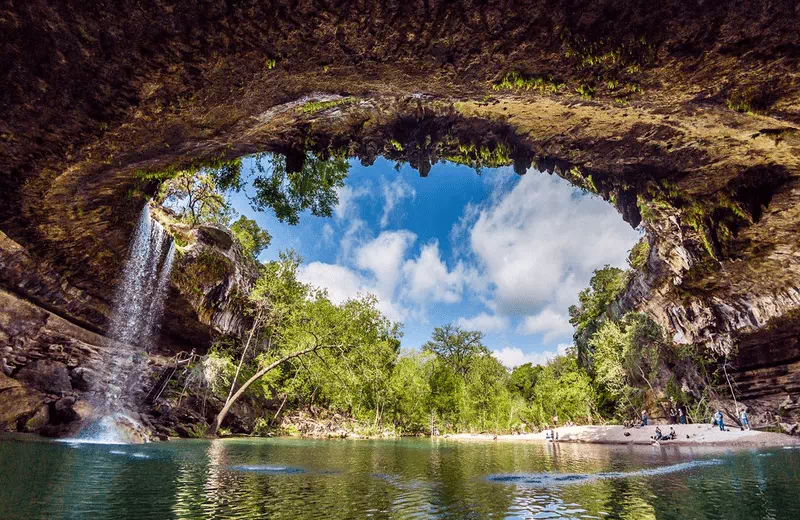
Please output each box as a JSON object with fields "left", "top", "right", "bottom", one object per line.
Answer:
{"left": 427, "top": 358, "right": 464, "bottom": 431}
{"left": 387, "top": 350, "right": 433, "bottom": 433}
{"left": 590, "top": 312, "right": 669, "bottom": 417}
{"left": 230, "top": 215, "right": 271, "bottom": 258}
{"left": 207, "top": 251, "right": 399, "bottom": 436}
{"left": 310, "top": 323, "right": 400, "bottom": 426}
{"left": 627, "top": 237, "right": 650, "bottom": 270}
{"left": 161, "top": 169, "right": 231, "bottom": 226}
{"left": 422, "top": 324, "right": 489, "bottom": 378}
{"left": 210, "top": 158, "right": 244, "bottom": 193}
{"left": 528, "top": 354, "right": 596, "bottom": 427}
{"left": 250, "top": 152, "right": 349, "bottom": 225}
{"left": 568, "top": 266, "right": 628, "bottom": 368}
{"left": 462, "top": 354, "right": 513, "bottom": 432}
{"left": 508, "top": 363, "right": 543, "bottom": 401}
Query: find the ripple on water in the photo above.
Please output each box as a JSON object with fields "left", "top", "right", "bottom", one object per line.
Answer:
{"left": 228, "top": 465, "right": 305, "bottom": 474}
{"left": 487, "top": 459, "right": 724, "bottom": 488}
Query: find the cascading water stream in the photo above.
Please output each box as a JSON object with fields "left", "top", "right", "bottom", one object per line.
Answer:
{"left": 73, "top": 204, "right": 175, "bottom": 443}
{"left": 108, "top": 204, "right": 175, "bottom": 348}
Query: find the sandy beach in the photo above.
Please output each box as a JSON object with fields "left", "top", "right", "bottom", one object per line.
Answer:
{"left": 447, "top": 424, "right": 800, "bottom": 448}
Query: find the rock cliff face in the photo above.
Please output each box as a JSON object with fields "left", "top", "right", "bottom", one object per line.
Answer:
{"left": 0, "top": 211, "right": 257, "bottom": 434}
{"left": 1, "top": 0, "right": 799, "bottom": 434}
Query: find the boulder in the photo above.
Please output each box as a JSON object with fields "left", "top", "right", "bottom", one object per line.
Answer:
{"left": 780, "top": 422, "right": 799, "bottom": 435}
{"left": 52, "top": 396, "right": 80, "bottom": 424}
{"left": 0, "top": 357, "right": 11, "bottom": 376}
{"left": 70, "top": 366, "right": 101, "bottom": 391}
{"left": 0, "top": 372, "right": 20, "bottom": 392}
{"left": 16, "top": 359, "right": 72, "bottom": 394}
{"left": 0, "top": 385, "right": 46, "bottom": 431}
{"left": 21, "top": 405, "right": 50, "bottom": 432}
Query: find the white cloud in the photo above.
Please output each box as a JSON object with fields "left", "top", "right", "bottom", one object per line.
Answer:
{"left": 355, "top": 230, "right": 416, "bottom": 297}
{"left": 492, "top": 346, "right": 557, "bottom": 369}
{"left": 321, "top": 223, "right": 334, "bottom": 243}
{"left": 455, "top": 312, "right": 510, "bottom": 332}
{"left": 467, "top": 173, "right": 640, "bottom": 316}
{"left": 519, "top": 307, "right": 574, "bottom": 342}
{"left": 402, "top": 241, "right": 467, "bottom": 305}
{"left": 556, "top": 343, "right": 573, "bottom": 356}
{"left": 380, "top": 176, "right": 416, "bottom": 228}
{"left": 297, "top": 260, "right": 408, "bottom": 321}
{"left": 297, "top": 262, "right": 369, "bottom": 304}
{"left": 491, "top": 342, "right": 575, "bottom": 369}
{"left": 334, "top": 185, "right": 370, "bottom": 220}
{"left": 300, "top": 231, "right": 476, "bottom": 322}
{"left": 337, "top": 217, "right": 367, "bottom": 263}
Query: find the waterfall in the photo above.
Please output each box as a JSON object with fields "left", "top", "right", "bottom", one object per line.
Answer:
{"left": 104, "top": 204, "right": 175, "bottom": 406}
{"left": 108, "top": 204, "right": 175, "bottom": 348}
{"left": 72, "top": 204, "right": 175, "bottom": 443}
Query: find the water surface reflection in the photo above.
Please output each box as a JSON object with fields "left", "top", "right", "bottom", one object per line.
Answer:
{"left": 1, "top": 436, "right": 799, "bottom": 519}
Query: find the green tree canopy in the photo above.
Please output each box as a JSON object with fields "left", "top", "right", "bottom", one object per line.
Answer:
{"left": 230, "top": 215, "right": 271, "bottom": 259}
{"left": 422, "top": 324, "right": 489, "bottom": 378}
{"left": 250, "top": 152, "right": 349, "bottom": 225}
{"left": 568, "top": 265, "right": 628, "bottom": 368}
{"left": 160, "top": 169, "right": 231, "bottom": 226}
{"left": 508, "top": 362, "right": 543, "bottom": 401}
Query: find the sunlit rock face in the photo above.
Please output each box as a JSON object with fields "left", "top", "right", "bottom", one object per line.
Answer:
{"left": 1, "top": 0, "right": 800, "bottom": 433}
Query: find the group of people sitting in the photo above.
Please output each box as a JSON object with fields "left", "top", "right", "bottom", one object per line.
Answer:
{"left": 651, "top": 426, "right": 678, "bottom": 442}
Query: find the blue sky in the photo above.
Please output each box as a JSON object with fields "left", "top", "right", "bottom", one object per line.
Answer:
{"left": 228, "top": 156, "right": 641, "bottom": 367}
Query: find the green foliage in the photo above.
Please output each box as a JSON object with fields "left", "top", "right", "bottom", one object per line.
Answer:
{"left": 387, "top": 351, "right": 433, "bottom": 433}
{"left": 568, "top": 266, "right": 628, "bottom": 368}
{"left": 461, "top": 354, "right": 514, "bottom": 432}
{"left": 157, "top": 161, "right": 240, "bottom": 226}
{"left": 725, "top": 86, "right": 771, "bottom": 115}
{"left": 159, "top": 171, "right": 222, "bottom": 221}
{"left": 563, "top": 166, "right": 598, "bottom": 194}
{"left": 492, "top": 72, "right": 565, "bottom": 93}
{"left": 147, "top": 151, "right": 346, "bottom": 233}
{"left": 589, "top": 313, "right": 669, "bottom": 418}
{"left": 250, "top": 152, "right": 349, "bottom": 225}
{"left": 575, "top": 84, "right": 595, "bottom": 99}
{"left": 444, "top": 143, "right": 513, "bottom": 171}
{"left": 627, "top": 237, "right": 650, "bottom": 270}
{"left": 527, "top": 354, "right": 596, "bottom": 426}
{"left": 509, "top": 363, "right": 543, "bottom": 401}
{"left": 202, "top": 348, "right": 237, "bottom": 397}
{"left": 422, "top": 324, "right": 489, "bottom": 378}
{"left": 209, "top": 250, "right": 403, "bottom": 434}
{"left": 299, "top": 97, "right": 355, "bottom": 114}
{"left": 230, "top": 216, "right": 271, "bottom": 258}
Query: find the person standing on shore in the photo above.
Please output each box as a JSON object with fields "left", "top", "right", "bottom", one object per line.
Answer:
{"left": 715, "top": 410, "right": 726, "bottom": 431}
{"left": 679, "top": 407, "right": 686, "bottom": 424}
{"left": 740, "top": 409, "right": 751, "bottom": 431}
{"left": 641, "top": 410, "right": 648, "bottom": 426}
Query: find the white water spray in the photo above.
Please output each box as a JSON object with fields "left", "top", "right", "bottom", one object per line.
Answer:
{"left": 108, "top": 204, "right": 175, "bottom": 347}
{"left": 77, "top": 204, "right": 175, "bottom": 441}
